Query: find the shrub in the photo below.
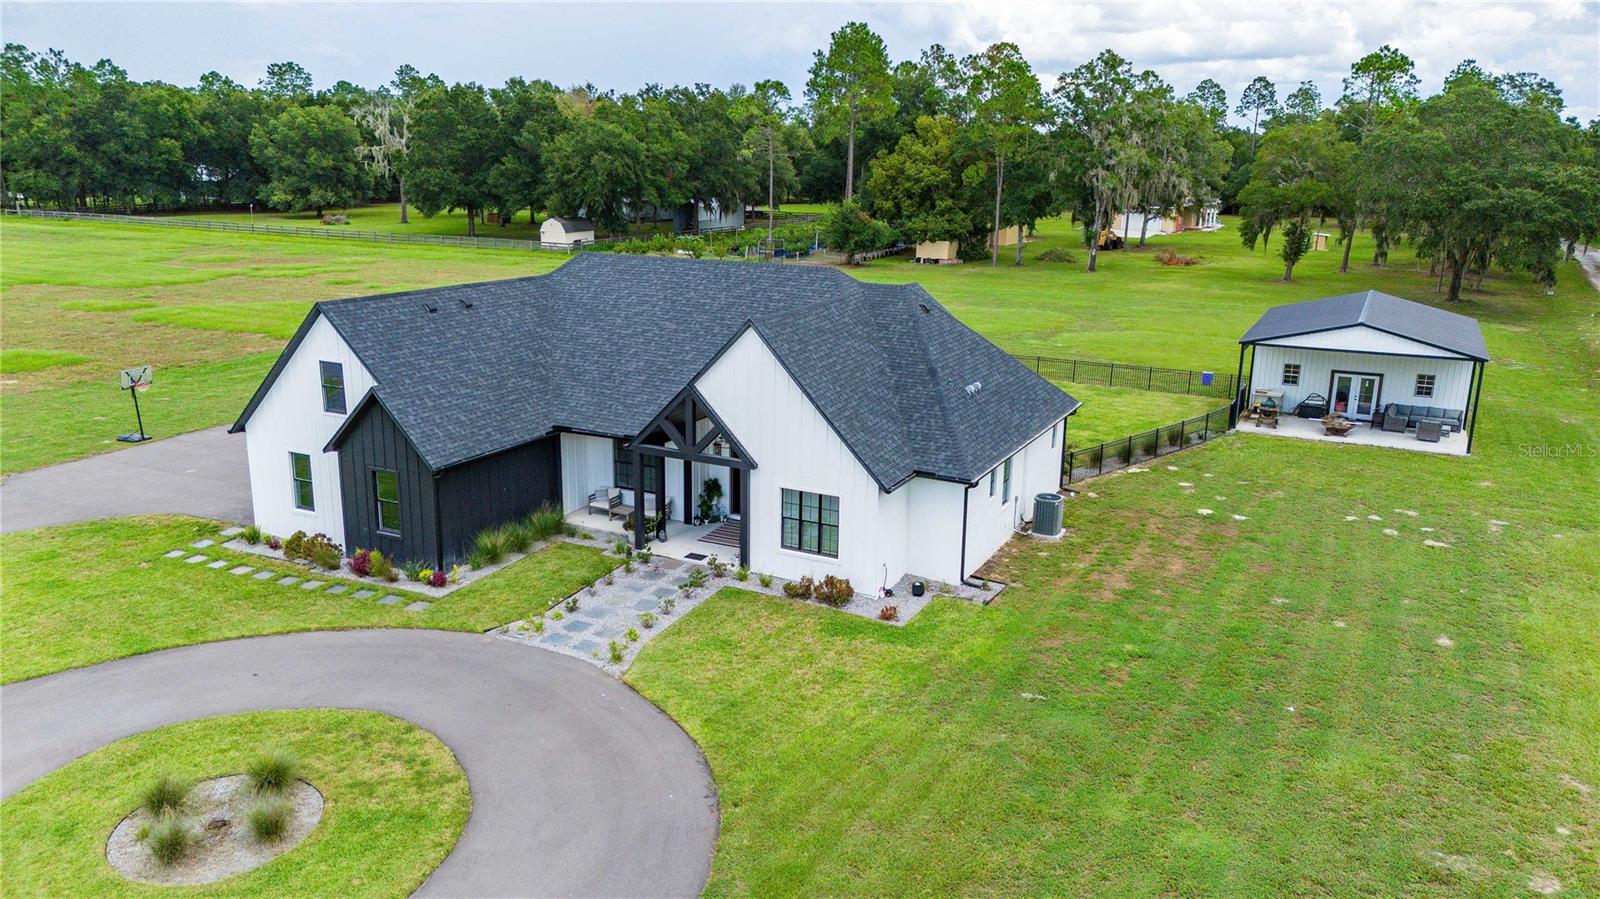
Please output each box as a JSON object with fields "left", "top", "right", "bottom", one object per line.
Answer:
{"left": 146, "top": 814, "right": 193, "bottom": 866}
{"left": 449, "top": 564, "right": 461, "bottom": 584}
{"left": 705, "top": 555, "right": 729, "bottom": 578}
{"left": 348, "top": 548, "right": 372, "bottom": 577}
{"left": 247, "top": 797, "right": 292, "bottom": 842}
{"left": 639, "top": 611, "right": 657, "bottom": 629}
{"left": 245, "top": 747, "right": 301, "bottom": 796}
{"left": 369, "top": 550, "right": 397, "bottom": 582}
{"left": 310, "top": 543, "right": 341, "bottom": 570}
{"left": 283, "top": 530, "right": 310, "bottom": 560}
{"left": 531, "top": 618, "right": 545, "bottom": 633}
{"left": 140, "top": 774, "right": 190, "bottom": 816}
{"left": 241, "top": 524, "right": 263, "bottom": 545}
{"left": 503, "top": 522, "right": 534, "bottom": 554}
{"left": 783, "top": 576, "right": 814, "bottom": 599}
{"left": 1037, "top": 247, "right": 1078, "bottom": 263}
{"left": 625, "top": 627, "right": 640, "bottom": 642}
{"left": 758, "top": 573, "right": 774, "bottom": 588}
{"left": 266, "top": 535, "right": 282, "bottom": 551}
{"left": 660, "top": 597, "right": 676, "bottom": 615}
{"left": 638, "top": 548, "right": 653, "bottom": 565}
{"left": 469, "top": 527, "right": 509, "bottom": 568}
{"left": 401, "top": 558, "right": 428, "bottom": 582}
{"left": 428, "top": 569, "right": 447, "bottom": 588}
{"left": 1154, "top": 247, "right": 1200, "bottom": 266}
{"left": 608, "top": 640, "right": 624, "bottom": 664}
{"left": 878, "top": 605, "right": 900, "bottom": 621}
{"left": 1137, "top": 430, "right": 1159, "bottom": 458}
{"left": 734, "top": 567, "right": 749, "bottom": 581}
{"left": 550, "top": 610, "right": 564, "bottom": 621}
{"left": 815, "top": 575, "right": 854, "bottom": 607}
{"left": 283, "top": 531, "right": 340, "bottom": 564}
{"left": 526, "top": 503, "right": 566, "bottom": 541}
{"left": 612, "top": 540, "right": 629, "bottom": 556}
{"left": 564, "top": 595, "right": 580, "bottom": 613}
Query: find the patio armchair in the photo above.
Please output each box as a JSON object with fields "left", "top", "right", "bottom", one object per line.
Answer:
{"left": 1416, "top": 420, "right": 1444, "bottom": 443}
{"left": 587, "top": 486, "right": 633, "bottom": 521}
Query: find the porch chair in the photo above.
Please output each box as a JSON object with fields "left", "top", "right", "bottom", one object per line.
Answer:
{"left": 1416, "top": 420, "right": 1444, "bottom": 443}
{"left": 587, "top": 486, "right": 633, "bottom": 521}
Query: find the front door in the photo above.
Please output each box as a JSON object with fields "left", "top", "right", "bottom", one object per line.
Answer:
{"left": 1331, "top": 372, "right": 1380, "bottom": 421}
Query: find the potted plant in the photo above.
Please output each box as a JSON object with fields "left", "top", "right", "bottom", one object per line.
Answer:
{"left": 697, "top": 478, "right": 723, "bottom": 524}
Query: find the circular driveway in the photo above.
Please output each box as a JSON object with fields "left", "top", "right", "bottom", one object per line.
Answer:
{"left": 0, "top": 629, "right": 717, "bottom": 897}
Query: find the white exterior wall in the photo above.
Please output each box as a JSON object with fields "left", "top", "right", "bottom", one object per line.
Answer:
{"left": 560, "top": 433, "right": 613, "bottom": 512}
{"left": 900, "top": 478, "right": 964, "bottom": 585}
{"left": 1250, "top": 343, "right": 1475, "bottom": 414}
{"left": 962, "top": 421, "right": 1064, "bottom": 579}
{"left": 243, "top": 315, "right": 375, "bottom": 546}
{"left": 695, "top": 329, "right": 888, "bottom": 589}
{"left": 1257, "top": 325, "right": 1471, "bottom": 358}
{"left": 539, "top": 220, "right": 594, "bottom": 246}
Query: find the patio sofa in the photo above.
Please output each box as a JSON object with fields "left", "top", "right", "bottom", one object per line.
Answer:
{"left": 1373, "top": 403, "right": 1465, "bottom": 433}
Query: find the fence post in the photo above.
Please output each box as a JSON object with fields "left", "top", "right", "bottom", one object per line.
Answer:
{"left": 1187, "top": 370, "right": 1194, "bottom": 394}
{"left": 1109, "top": 363, "right": 1115, "bottom": 386}
{"left": 1148, "top": 368, "right": 1154, "bottom": 389}
{"left": 1072, "top": 359, "right": 1078, "bottom": 381}
{"left": 1034, "top": 356, "right": 1041, "bottom": 373}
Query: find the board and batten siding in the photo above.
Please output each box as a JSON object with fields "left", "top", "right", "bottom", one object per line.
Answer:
{"left": 694, "top": 328, "right": 888, "bottom": 589}
{"left": 963, "top": 420, "right": 1064, "bottom": 581}
{"left": 335, "top": 398, "right": 438, "bottom": 566}
{"left": 243, "top": 314, "right": 375, "bottom": 546}
{"left": 1250, "top": 342, "right": 1475, "bottom": 415}
{"left": 435, "top": 436, "right": 560, "bottom": 564}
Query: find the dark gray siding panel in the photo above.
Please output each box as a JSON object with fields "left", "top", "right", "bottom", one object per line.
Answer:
{"left": 436, "top": 435, "right": 561, "bottom": 563}
{"left": 336, "top": 400, "right": 439, "bottom": 566}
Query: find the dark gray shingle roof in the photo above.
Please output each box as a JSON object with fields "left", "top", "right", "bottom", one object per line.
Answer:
{"left": 1239, "top": 290, "right": 1489, "bottom": 361}
{"left": 240, "top": 254, "right": 1078, "bottom": 487}
{"left": 547, "top": 217, "right": 592, "bottom": 231}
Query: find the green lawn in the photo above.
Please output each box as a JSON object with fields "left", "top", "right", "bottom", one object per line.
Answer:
{"left": 1058, "top": 382, "right": 1226, "bottom": 450}
{"left": 622, "top": 224, "right": 1600, "bottom": 893}
{"left": 163, "top": 202, "right": 548, "bottom": 239}
{"left": 0, "top": 709, "right": 468, "bottom": 897}
{"left": 0, "top": 516, "right": 615, "bottom": 684}
{"left": 0, "top": 217, "right": 560, "bottom": 474}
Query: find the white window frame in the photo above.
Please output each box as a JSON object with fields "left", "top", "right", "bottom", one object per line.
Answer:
{"left": 1282, "top": 363, "right": 1301, "bottom": 386}
{"left": 289, "top": 451, "right": 314, "bottom": 512}
{"left": 1414, "top": 373, "right": 1436, "bottom": 398}
{"left": 1002, "top": 456, "right": 1014, "bottom": 502}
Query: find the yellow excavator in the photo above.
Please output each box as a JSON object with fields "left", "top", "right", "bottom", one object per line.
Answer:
{"left": 1096, "top": 227, "right": 1126, "bottom": 250}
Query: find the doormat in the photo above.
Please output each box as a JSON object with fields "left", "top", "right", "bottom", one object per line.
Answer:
{"left": 684, "top": 552, "right": 708, "bottom": 561}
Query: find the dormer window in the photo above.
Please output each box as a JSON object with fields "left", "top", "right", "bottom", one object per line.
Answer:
{"left": 320, "top": 361, "right": 346, "bottom": 414}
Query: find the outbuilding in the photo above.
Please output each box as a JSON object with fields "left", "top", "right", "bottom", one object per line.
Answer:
{"left": 539, "top": 216, "right": 594, "bottom": 247}
{"left": 1236, "top": 290, "right": 1489, "bottom": 454}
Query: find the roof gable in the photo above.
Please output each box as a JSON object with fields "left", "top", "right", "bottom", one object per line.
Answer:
{"left": 1240, "top": 290, "right": 1489, "bottom": 361}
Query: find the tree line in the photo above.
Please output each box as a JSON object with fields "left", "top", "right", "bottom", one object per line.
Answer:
{"left": 3, "top": 29, "right": 1596, "bottom": 294}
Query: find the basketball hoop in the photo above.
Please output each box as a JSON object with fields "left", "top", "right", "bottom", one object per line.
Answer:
{"left": 117, "top": 365, "right": 153, "bottom": 442}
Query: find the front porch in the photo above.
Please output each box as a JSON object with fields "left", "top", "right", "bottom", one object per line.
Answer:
{"left": 567, "top": 509, "right": 746, "bottom": 563}
{"left": 1243, "top": 413, "right": 1469, "bottom": 456}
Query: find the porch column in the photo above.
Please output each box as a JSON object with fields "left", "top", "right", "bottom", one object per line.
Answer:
{"left": 1465, "top": 361, "right": 1486, "bottom": 455}
{"left": 632, "top": 447, "right": 646, "bottom": 550}
{"left": 682, "top": 394, "right": 695, "bottom": 524}
{"left": 1231, "top": 344, "right": 1247, "bottom": 428}
{"left": 738, "top": 468, "right": 751, "bottom": 570}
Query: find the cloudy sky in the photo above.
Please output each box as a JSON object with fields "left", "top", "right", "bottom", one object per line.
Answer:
{"left": 5, "top": 1, "right": 1597, "bottom": 123}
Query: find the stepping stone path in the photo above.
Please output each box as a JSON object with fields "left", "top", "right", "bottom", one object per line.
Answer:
{"left": 1436, "top": 635, "right": 1455, "bottom": 647}
{"left": 326, "top": 584, "right": 348, "bottom": 595}
{"left": 300, "top": 580, "right": 324, "bottom": 590}
{"left": 1394, "top": 509, "right": 1419, "bottom": 517}
{"left": 1333, "top": 620, "right": 1347, "bottom": 628}
{"left": 1269, "top": 597, "right": 1289, "bottom": 605}
{"left": 190, "top": 539, "right": 214, "bottom": 548}
{"left": 1232, "top": 514, "right": 1249, "bottom": 521}
{"left": 206, "top": 559, "right": 229, "bottom": 569}
{"left": 1165, "top": 465, "right": 1180, "bottom": 471}
{"left": 184, "top": 555, "right": 208, "bottom": 564}
{"left": 405, "top": 601, "right": 430, "bottom": 612}
{"left": 1178, "top": 482, "right": 1194, "bottom": 488}
{"left": 276, "top": 576, "right": 300, "bottom": 586}
{"left": 252, "top": 570, "right": 276, "bottom": 580}
{"left": 219, "top": 527, "right": 244, "bottom": 537}
{"left": 1196, "top": 508, "right": 1214, "bottom": 516}
{"left": 1423, "top": 539, "right": 1452, "bottom": 548}
{"left": 1367, "top": 515, "right": 1383, "bottom": 521}
{"left": 1383, "top": 528, "right": 1400, "bottom": 536}
{"left": 353, "top": 590, "right": 375, "bottom": 599}
{"left": 163, "top": 550, "right": 187, "bottom": 559}
{"left": 378, "top": 595, "right": 403, "bottom": 605}
{"left": 1344, "top": 515, "right": 1360, "bottom": 521}
{"left": 229, "top": 565, "right": 254, "bottom": 575}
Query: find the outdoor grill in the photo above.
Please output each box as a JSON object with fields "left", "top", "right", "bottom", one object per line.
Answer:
{"left": 1295, "top": 393, "right": 1329, "bottom": 419}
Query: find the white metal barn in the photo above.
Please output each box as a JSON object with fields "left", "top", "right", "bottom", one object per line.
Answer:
{"left": 1237, "top": 290, "right": 1490, "bottom": 455}
{"left": 231, "top": 254, "right": 1080, "bottom": 593}
{"left": 539, "top": 216, "right": 595, "bottom": 247}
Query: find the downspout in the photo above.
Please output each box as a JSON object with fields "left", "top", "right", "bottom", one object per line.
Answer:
{"left": 957, "top": 485, "right": 970, "bottom": 585}
{"left": 432, "top": 471, "right": 445, "bottom": 571}
{"left": 1465, "top": 361, "right": 1485, "bottom": 455}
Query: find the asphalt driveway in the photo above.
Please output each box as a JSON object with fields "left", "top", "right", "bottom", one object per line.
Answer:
{"left": 1, "top": 629, "right": 718, "bottom": 897}
{"left": 0, "top": 426, "right": 251, "bottom": 534}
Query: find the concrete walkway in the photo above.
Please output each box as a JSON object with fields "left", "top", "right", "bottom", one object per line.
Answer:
{"left": 0, "top": 426, "right": 250, "bottom": 534}
{"left": 0, "top": 630, "right": 717, "bottom": 897}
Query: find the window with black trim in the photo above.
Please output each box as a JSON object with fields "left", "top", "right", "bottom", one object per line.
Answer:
{"left": 1050, "top": 422, "right": 1057, "bottom": 448}
{"left": 781, "top": 489, "right": 838, "bottom": 557}
{"left": 1282, "top": 363, "right": 1301, "bottom": 386}
{"left": 320, "top": 361, "right": 346, "bottom": 413}
{"left": 1414, "top": 373, "right": 1435, "bottom": 398}
{"left": 290, "top": 452, "right": 314, "bottom": 511}
{"left": 374, "top": 469, "right": 401, "bottom": 534}
{"left": 1002, "top": 456, "right": 1014, "bottom": 502}
{"left": 613, "top": 440, "right": 661, "bottom": 493}
{"left": 988, "top": 468, "right": 996, "bottom": 496}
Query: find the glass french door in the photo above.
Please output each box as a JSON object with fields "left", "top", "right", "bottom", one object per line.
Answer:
{"left": 1331, "top": 373, "right": 1380, "bottom": 420}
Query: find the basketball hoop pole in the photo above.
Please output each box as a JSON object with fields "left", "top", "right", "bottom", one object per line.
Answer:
{"left": 117, "top": 365, "right": 153, "bottom": 443}
{"left": 129, "top": 384, "right": 147, "bottom": 441}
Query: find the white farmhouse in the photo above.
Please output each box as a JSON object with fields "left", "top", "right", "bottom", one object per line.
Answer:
{"left": 231, "top": 254, "right": 1080, "bottom": 594}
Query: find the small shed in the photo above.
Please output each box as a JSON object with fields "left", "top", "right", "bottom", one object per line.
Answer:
{"left": 988, "top": 225, "right": 1021, "bottom": 249}
{"left": 1312, "top": 232, "right": 1331, "bottom": 251}
{"left": 914, "top": 240, "right": 961, "bottom": 264}
{"left": 540, "top": 217, "right": 594, "bottom": 247}
{"left": 1237, "top": 290, "right": 1490, "bottom": 453}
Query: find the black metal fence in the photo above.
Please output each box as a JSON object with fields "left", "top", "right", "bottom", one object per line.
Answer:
{"left": 1063, "top": 402, "right": 1234, "bottom": 484}
{"left": 1012, "top": 353, "right": 1235, "bottom": 399}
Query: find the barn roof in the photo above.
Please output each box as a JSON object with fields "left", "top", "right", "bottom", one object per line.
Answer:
{"left": 233, "top": 254, "right": 1079, "bottom": 489}
{"left": 1239, "top": 290, "right": 1489, "bottom": 361}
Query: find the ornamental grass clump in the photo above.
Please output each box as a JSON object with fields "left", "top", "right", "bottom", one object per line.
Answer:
{"left": 503, "top": 521, "right": 534, "bottom": 554}
{"left": 245, "top": 747, "right": 301, "bottom": 796}
{"left": 246, "top": 797, "right": 292, "bottom": 843}
{"left": 525, "top": 503, "right": 565, "bottom": 541}
{"left": 146, "top": 814, "right": 194, "bottom": 866}
{"left": 139, "top": 773, "right": 191, "bottom": 817}
{"left": 469, "top": 527, "right": 509, "bottom": 568}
